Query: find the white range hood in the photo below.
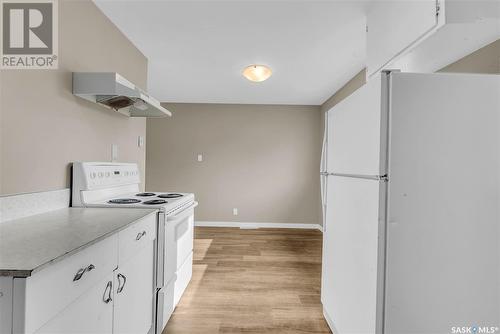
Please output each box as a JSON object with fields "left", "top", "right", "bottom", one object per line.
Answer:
{"left": 73, "top": 72, "right": 172, "bottom": 118}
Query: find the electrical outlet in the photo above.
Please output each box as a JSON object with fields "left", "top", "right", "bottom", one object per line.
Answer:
{"left": 111, "top": 144, "right": 118, "bottom": 162}
{"left": 233, "top": 208, "right": 238, "bottom": 216}
{"left": 138, "top": 136, "right": 144, "bottom": 148}
{"left": 197, "top": 154, "right": 203, "bottom": 162}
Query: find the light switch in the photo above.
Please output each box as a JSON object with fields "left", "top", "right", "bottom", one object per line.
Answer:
{"left": 112, "top": 144, "right": 118, "bottom": 162}
{"left": 197, "top": 154, "right": 203, "bottom": 162}
{"left": 138, "top": 136, "right": 144, "bottom": 148}
{"left": 233, "top": 208, "right": 238, "bottom": 216}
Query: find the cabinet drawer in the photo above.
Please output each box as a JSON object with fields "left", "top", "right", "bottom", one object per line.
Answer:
{"left": 19, "top": 235, "right": 118, "bottom": 334}
{"left": 174, "top": 252, "right": 193, "bottom": 306}
{"left": 118, "top": 213, "right": 156, "bottom": 266}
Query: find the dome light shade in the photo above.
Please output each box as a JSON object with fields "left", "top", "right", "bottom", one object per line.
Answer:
{"left": 242, "top": 64, "right": 272, "bottom": 82}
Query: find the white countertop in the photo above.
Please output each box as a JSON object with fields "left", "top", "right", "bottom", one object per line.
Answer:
{"left": 0, "top": 207, "right": 157, "bottom": 277}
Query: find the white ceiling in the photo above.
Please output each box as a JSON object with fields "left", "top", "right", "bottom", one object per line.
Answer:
{"left": 94, "top": 1, "right": 369, "bottom": 105}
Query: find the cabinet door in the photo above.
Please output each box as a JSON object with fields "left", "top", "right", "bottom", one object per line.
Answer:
{"left": 34, "top": 274, "right": 114, "bottom": 334}
{"left": 21, "top": 234, "right": 118, "bottom": 334}
{"left": 367, "top": 0, "right": 441, "bottom": 77}
{"left": 0, "top": 277, "right": 13, "bottom": 334}
{"left": 113, "top": 241, "right": 155, "bottom": 334}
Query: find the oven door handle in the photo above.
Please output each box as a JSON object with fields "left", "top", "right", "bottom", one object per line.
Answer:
{"left": 156, "top": 212, "right": 165, "bottom": 289}
{"left": 168, "top": 201, "right": 198, "bottom": 222}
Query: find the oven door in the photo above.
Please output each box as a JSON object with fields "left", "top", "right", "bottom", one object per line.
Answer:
{"left": 163, "top": 201, "right": 198, "bottom": 287}
{"left": 155, "top": 201, "right": 197, "bottom": 334}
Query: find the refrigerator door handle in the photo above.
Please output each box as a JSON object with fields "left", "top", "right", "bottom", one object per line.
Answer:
{"left": 320, "top": 111, "right": 329, "bottom": 232}
{"left": 322, "top": 172, "right": 388, "bottom": 182}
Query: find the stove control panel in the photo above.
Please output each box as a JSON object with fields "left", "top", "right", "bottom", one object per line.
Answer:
{"left": 73, "top": 162, "right": 140, "bottom": 190}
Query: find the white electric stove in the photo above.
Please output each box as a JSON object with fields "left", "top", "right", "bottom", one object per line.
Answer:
{"left": 71, "top": 162, "right": 197, "bottom": 334}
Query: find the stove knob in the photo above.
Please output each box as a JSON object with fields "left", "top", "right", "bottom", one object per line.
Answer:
{"left": 98, "top": 172, "right": 103, "bottom": 178}
{"left": 105, "top": 172, "right": 110, "bottom": 177}
{"left": 90, "top": 173, "right": 96, "bottom": 179}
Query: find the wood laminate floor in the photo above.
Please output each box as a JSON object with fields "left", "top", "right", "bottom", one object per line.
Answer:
{"left": 164, "top": 227, "right": 331, "bottom": 334}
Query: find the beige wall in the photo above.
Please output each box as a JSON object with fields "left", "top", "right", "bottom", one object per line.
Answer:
{"left": 0, "top": 0, "right": 148, "bottom": 195}
{"left": 320, "top": 69, "right": 367, "bottom": 113}
{"left": 439, "top": 39, "right": 500, "bottom": 74}
{"left": 146, "top": 104, "right": 322, "bottom": 224}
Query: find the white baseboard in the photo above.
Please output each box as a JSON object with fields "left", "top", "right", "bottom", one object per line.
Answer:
{"left": 323, "top": 307, "right": 338, "bottom": 334}
{"left": 195, "top": 221, "right": 323, "bottom": 232}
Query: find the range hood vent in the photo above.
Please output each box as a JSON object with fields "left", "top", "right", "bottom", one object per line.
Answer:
{"left": 72, "top": 72, "right": 171, "bottom": 118}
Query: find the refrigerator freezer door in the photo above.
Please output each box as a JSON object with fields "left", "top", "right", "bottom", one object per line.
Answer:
{"left": 384, "top": 73, "right": 500, "bottom": 333}
{"left": 327, "top": 74, "right": 385, "bottom": 176}
{"left": 322, "top": 175, "right": 381, "bottom": 334}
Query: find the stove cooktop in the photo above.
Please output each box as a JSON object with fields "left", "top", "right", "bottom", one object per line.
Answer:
{"left": 89, "top": 192, "right": 194, "bottom": 210}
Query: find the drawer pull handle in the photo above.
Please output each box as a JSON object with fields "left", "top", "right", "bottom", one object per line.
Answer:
{"left": 117, "top": 273, "right": 127, "bottom": 293}
{"left": 73, "top": 264, "right": 95, "bottom": 281}
{"left": 103, "top": 281, "right": 112, "bottom": 304}
{"left": 136, "top": 231, "right": 146, "bottom": 241}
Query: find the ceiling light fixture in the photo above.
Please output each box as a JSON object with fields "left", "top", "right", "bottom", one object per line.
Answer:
{"left": 242, "top": 64, "right": 272, "bottom": 82}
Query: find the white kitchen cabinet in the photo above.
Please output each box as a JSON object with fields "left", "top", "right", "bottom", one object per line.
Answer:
{"left": 0, "top": 278, "right": 13, "bottom": 334}
{"left": 367, "top": 0, "right": 500, "bottom": 76}
{"left": 8, "top": 215, "right": 157, "bottom": 334}
{"left": 389, "top": 1, "right": 500, "bottom": 73}
{"left": 118, "top": 214, "right": 156, "bottom": 266}
{"left": 34, "top": 274, "right": 114, "bottom": 334}
{"left": 366, "top": 0, "right": 443, "bottom": 77}
{"left": 13, "top": 235, "right": 118, "bottom": 334}
{"left": 113, "top": 241, "right": 155, "bottom": 334}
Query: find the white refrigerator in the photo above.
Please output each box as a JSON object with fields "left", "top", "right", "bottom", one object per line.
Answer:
{"left": 320, "top": 72, "right": 500, "bottom": 334}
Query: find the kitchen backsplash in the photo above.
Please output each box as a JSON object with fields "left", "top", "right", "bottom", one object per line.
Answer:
{"left": 0, "top": 189, "right": 70, "bottom": 223}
